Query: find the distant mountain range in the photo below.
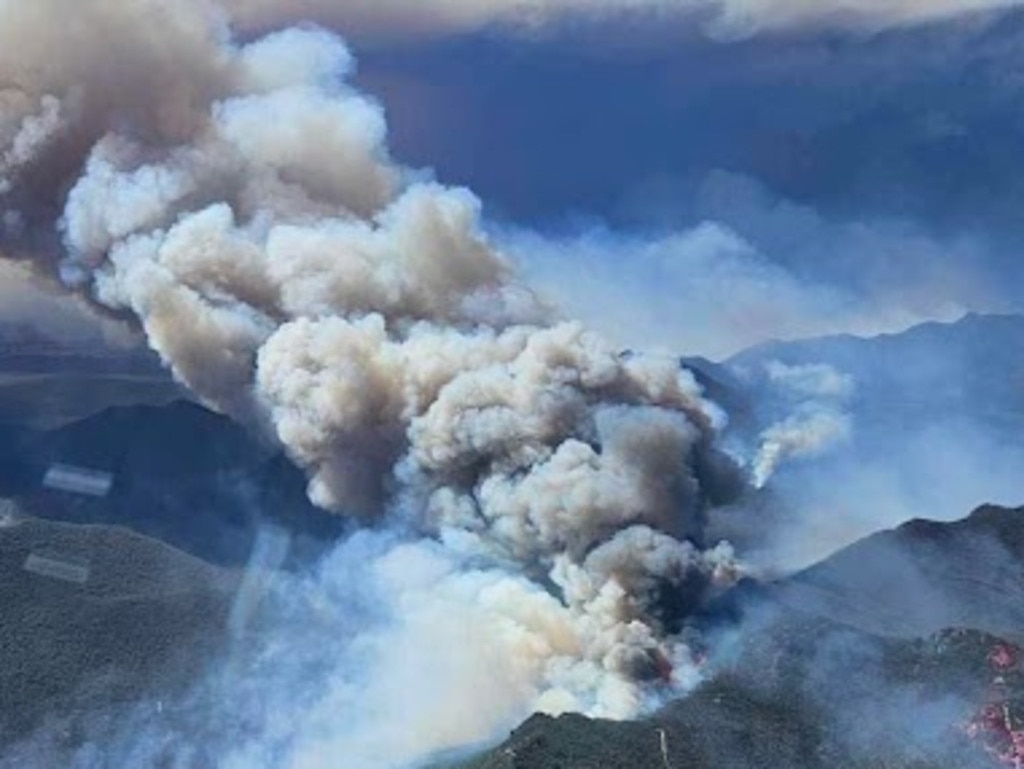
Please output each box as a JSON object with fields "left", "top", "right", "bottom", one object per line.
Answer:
{"left": 0, "top": 313, "right": 1020, "bottom": 766}
{"left": 701, "top": 312, "right": 1024, "bottom": 568}
{"left": 454, "top": 313, "right": 1024, "bottom": 769}
{"left": 727, "top": 312, "right": 1024, "bottom": 434}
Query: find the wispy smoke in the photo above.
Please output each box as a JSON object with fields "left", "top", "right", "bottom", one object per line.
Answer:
{"left": 719, "top": 315, "right": 1024, "bottom": 572}
{"left": 0, "top": 259, "right": 133, "bottom": 346}
{"left": 221, "top": 0, "right": 1021, "bottom": 39}
{"left": 0, "top": 1, "right": 747, "bottom": 764}
{"left": 703, "top": 0, "right": 1020, "bottom": 37}
{"left": 4, "top": 1, "right": 1017, "bottom": 766}
{"left": 751, "top": 408, "right": 851, "bottom": 489}
{"left": 749, "top": 361, "right": 853, "bottom": 488}
{"left": 505, "top": 172, "right": 1007, "bottom": 361}
{"left": 505, "top": 222, "right": 850, "bottom": 361}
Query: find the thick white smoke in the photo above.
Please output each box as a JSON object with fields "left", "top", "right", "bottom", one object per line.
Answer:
{"left": 0, "top": 1, "right": 747, "bottom": 765}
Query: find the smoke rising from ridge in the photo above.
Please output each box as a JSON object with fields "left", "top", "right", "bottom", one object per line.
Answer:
{"left": 0, "top": 1, "right": 751, "bottom": 764}
{"left": 749, "top": 361, "right": 853, "bottom": 489}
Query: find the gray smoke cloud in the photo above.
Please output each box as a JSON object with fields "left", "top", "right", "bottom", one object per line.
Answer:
{"left": 504, "top": 172, "right": 1007, "bottom": 361}
{"left": 7, "top": 2, "right": 1013, "bottom": 766}
{"left": 0, "top": 1, "right": 750, "bottom": 764}
{"left": 221, "top": 0, "right": 1021, "bottom": 39}
{"left": 0, "top": 259, "right": 133, "bottom": 346}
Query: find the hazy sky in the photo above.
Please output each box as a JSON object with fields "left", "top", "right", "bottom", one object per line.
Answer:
{"left": 350, "top": 8, "right": 1024, "bottom": 230}
{"left": 4, "top": 0, "right": 1023, "bottom": 356}
{"left": 336, "top": 6, "right": 1024, "bottom": 355}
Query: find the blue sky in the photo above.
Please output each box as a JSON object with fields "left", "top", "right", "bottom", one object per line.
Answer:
{"left": 335, "top": 7, "right": 1024, "bottom": 356}
{"left": 4, "top": 0, "right": 1022, "bottom": 358}
{"left": 352, "top": 13, "right": 1023, "bottom": 229}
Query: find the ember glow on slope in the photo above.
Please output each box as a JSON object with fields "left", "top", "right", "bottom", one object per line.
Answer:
{"left": 0, "top": 1, "right": 1020, "bottom": 767}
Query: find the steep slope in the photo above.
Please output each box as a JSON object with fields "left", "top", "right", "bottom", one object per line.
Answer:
{"left": 773, "top": 505, "right": 1024, "bottom": 641}
{"left": 1, "top": 400, "right": 345, "bottom": 565}
{"left": 729, "top": 313, "right": 1024, "bottom": 413}
{"left": 456, "top": 626, "right": 1012, "bottom": 769}
{"left": 456, "top": 505, "right": 1024, "bottom": 769}
{"left": 0, "top": 325, "right": 180, "bottom": 430}
{"left": 0, "top": 514, "right": 238, "bottom": 744}
{"left": 709, "top": 312, "right": 1024, "bottom": 567}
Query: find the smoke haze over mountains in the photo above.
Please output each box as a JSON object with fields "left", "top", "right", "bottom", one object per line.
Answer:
{"left": 2, "top": 2, "right": 742, "bottom": 765}
{"left": 0, "top": 0, "right": 1022, "bottom": 767}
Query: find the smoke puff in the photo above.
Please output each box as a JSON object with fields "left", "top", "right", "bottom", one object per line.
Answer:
{"left": 237, "top": 27, "right": 356, "bottom": 91}
{"left": 743, "top": 360, "right": 854, "bottom": 488}
{"left": 0, "top": 0, "right": 231, "bottom": 231}
{"left": 214, "top": 87, "right": 396, "bottom": 217}
{"left": 752, "top": 408, "right": 852, "bottom": 488}
{"left": 0, "top": 94, "right": 63, "bottom": 194}
{"left": 264, "top": 184, "right": 522, "bottom": 323}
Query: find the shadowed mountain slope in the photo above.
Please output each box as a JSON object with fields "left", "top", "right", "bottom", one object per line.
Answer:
{"left": 456, "top": 504, "right": 1024, "bottom": 769}
{"left": 0, "top": 514, "right": 238, "bottom": 744}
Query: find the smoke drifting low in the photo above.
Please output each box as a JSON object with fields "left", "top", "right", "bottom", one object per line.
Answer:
{"left": 505, "top": 172, "right": 1007, "bottom": 361}
{"left": 5, "top": 1, "right": 1018, "bottom": 766}
{"left": 0, "top": 260, "right": 133, "bottom": 346}
{"left": 0, "top": 1, "right": 752, "bottom": 765}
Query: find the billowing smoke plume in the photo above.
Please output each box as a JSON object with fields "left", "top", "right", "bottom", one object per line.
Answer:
{"left": 0, "top": 1, "right": 747, "bottom": 764}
